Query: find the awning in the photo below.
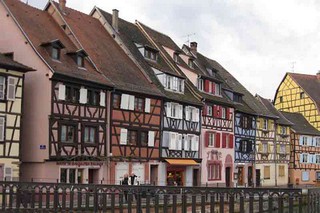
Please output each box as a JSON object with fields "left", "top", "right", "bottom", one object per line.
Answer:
{"left": 165, "top": 159, "right": 198, "bottom": 166}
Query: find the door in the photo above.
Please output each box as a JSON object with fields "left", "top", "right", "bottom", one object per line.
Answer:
{"left": 256, "top": 169, "right": 261, "bottom": 187}
{"left": 248, "top": 166, "right": 253, "bottom": 186}
{"left": 150, "top": 165, "right": 158, "bottom": 185}
{"left": 88, "top": 169, "right": 99, "bottom": 184}
{"left": 193, "top": 169, "right": 199, "bottom": 186}
{"left": 225, "top": 167, "right": 231, "bottom": 187}
{"left": 238, "top": 167, "right": 244, "bottom": 186}
{"left": 115, "top": 162, "right": 129, "bottom": 185}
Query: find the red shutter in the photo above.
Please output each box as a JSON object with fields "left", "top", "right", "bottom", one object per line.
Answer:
{"left": 222, "top": 133, "right": 227, "bottom": 148}
{"left": 205, "top": 132, "right": 209, "bottom": 147}
{"left": 204, "top": 80, "right": 209, "bottom": 92}
{"left": 212, "top": 82, "right": 215, "bottom": 94}
{"left": 202, "top": 105, "right": 207, "bottom": 116}
{"left": 229, "top": 134, "right": 234, "bottom": 148}
{"left": 214, "top": 105, "right": 218, "bottom": 117}
{"left": 217, "top": 106, "right": 221, "bottom": 118}
{"left": 215, "top": 133, "right": 221, "bottom": 148}
{"left": 226, "top": 108, "right": 230, "bottom": 120}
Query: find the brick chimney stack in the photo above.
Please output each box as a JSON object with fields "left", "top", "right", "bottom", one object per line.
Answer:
{"left": 190, "top": 42, "right": 197, "bottom": 55}
{"left": 317, "top": 71, "right": 320, "bottom": 80}
{"left": 112, "top": 9, "right": 119, "bottom": 32}
{"left": 59, "top": 0, "right": 66, "bottom": 11}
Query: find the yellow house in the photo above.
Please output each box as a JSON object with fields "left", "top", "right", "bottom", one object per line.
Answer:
{"left": 274, "top": 72, "right": 320, "bottom": 131}
{"left": 0, "top": 53, "right": 34, "bottom": 181}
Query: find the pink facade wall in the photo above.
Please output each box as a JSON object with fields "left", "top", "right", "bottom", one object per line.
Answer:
{"left": 0, "top": 3, "right": 52, "bottom": 165}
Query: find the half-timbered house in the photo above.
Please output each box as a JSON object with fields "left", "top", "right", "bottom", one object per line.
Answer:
{"left": 274, "top": 72, "right": 320, "bottom": 131}
{"left": 257, "top": 96, "right": 292, "bottom": 186}
{"left": 45, "top": 1, "right": 164, "bottom": 185}
{"left": 281, "top": 112, "right": 320, "bottom": 186}
{"left": 0, "top": 53, "right": 34, "bottom": 181}
{"left": 0, "top": 0, "right": 113, "bottom": 183}
{"left": 90, "top": 8, "right": 203, "bottom": 186}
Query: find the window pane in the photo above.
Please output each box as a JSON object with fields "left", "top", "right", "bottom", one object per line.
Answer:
{"left": 0, "top": 77, "right": 5, "bottom": 99}
{"left": 61, "top": 125, "right": 67, "bottom": 142}
{"left": 60, "top": 169, "right": 67, "bottom": 183}
{"left": 69, "top": 169, "right": 76, "bottom": 183}
{"left": 89, "top": 127, "right": 96, "bottom": 143}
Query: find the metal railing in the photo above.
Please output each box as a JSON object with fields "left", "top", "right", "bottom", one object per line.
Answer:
{"left": 0, "top": 181, "right": 314, "bottom": 212}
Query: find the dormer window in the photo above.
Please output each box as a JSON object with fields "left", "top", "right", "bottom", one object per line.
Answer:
{"left": 197, "top": 78, "right": 204, "bottom": 91}
{"left": 67, "top": 49, "right": 88, "bottom": 68}
{"left": 77, "top": 55, "right": 84, "bottom": 67}
{"left": 40, "top": 39, "right": 65, "bottom": 61}
{"left": 144, "top": 45, "right": 158, "bottom": 61}
{"left": 188, "top": 59, "right": 194, "bottom": 69}
{"left": 173, "top": 53, "right": 179, "bottom": 62}
{"left": 206, "top": 68, "right": 216, "bottom": 77}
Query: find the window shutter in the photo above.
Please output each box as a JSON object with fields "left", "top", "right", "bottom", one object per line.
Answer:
{"left": 215, "top": 133, "right": 221, "bottom": 148}
{"left": 184, "top": 135, "right": 190, "bottom": 150}
{"left": 166, "top": 102, "right": 172, "bottom": 117}
{"left": 222, "top": 133, "right": 227, "bottom": 148}
{"left": 128, "top": 95, "right": 135, "bottom": 110}
{"left": 120, "top": 94, "right": 129, "bottom": 109}
{"left": 205, "top": 132, "right": 209, "bottom": 147}
{"left": 202, "top": 105, "right": 207, "bottom": 116}
{"left": 120, "top": 129, "right": 128, "bottom": 145}
{"left": 148, "top": 131, "right": 155, "bottom": 147}
{"left": 100, "top": 91, "right": 106, "bottom": 106}
{"left": 214, "top": 105, "right": 218, "bottom": 117}
{"left": 226, "top": 108, "right": 231, "bottom": 120}
{"left": 145, "top": 98, "right": 151, "bottom": 113}
{"left": 299, "top": 136, "right": 303, "bottom": 145}
{"left": 194, "top": 108, "right": 199, "bottom": 122}
{"left": 169, "top": 133, "right": 176, "bottom": 150}
{"left": 0, "top": 117, "right": 4, "bottom": 141}
{"left": 162, "top": 131, "right": 170, "bottom": 147}
{"left": 286, "top": 145, "right": 290, "bottom": 154}
{"left": 268, "top": 144, "right": 271, "bottom": 153}
{"left": 204, "top": 80, "right": 209, "bottom": 92}
{"left": 258, "top": 143, "right": 262, "bottom": 153}
{"left": 181, "top": 80, "right": 185, "bottom": 92}
{"left": 229, "top": 134, "right": 234, "bottom": 149}
{"left": 178, "top": 104, "right": 183, "bottom": 119}
{"left": 0, "top": 77, "right": 5, "bottom": 99}
{"left": 79, "top": 87, "right": 87, "bottom": 104}
{"left": 192, "top": 136, "right": 199, "bottom": 151}
{"left": 7, "top": 77, "right": 16, "bottom": 100}
{"left": 177, "top": 134, "right": 182, "bottom": 150}
{"left": 185, "top": 106, "right": 190, "bottom": 120}
{"left": 211, "top": 82, "right": 215, "bottom": 94}
{"left": 58, "top": 84, "right": 66, "bottom": 100}
{"left": 277, "top": 144, "right": 280, "bottom": 153}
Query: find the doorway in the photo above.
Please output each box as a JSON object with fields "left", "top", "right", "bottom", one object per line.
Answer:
{"left": 256, "top": 169, "right": 261, "bottom": 187}
{"left": 248, "top": 166, "right": 253, "bottom": 186}
{"left": 88, "top": 169, "right": 99, "bottom": 184}
{"left": 150, "top": 165, "right": 158, "bottom": 185}
{"left": 225, "top": 167, "right": 231, "bottom": 187}
{"left": 167, "top": 170, "right": 184, "bottom": 186}
{"left": 238, "top": 167, "right": 244, "bottom": 186}
{"left": 193, "top": 169, "right": 199, "bottom": 186}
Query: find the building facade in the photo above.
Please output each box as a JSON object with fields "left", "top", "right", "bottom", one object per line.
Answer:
{"left": 0, "top": 53, "right": 33, "bottom": 181}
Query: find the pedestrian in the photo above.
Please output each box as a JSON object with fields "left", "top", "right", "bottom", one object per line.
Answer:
{"left": 167, "top": 173, "right": 175, "bottom": 186}
{"left": 130, "top": 172, "right": 138, "bottom": 201}
{"left": 122, "top": 173, "right": 129, "bottom": 203}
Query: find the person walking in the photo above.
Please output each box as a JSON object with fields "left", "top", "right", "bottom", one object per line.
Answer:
{"left": 122, "top": 173, "right": 129, "bottom": 203}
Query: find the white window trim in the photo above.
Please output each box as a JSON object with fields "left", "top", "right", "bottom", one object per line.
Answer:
{"left": 7, "top": 77, "right": 16, "bottom": 101}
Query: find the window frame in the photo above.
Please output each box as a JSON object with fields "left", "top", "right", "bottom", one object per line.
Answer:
{"left": 0, "top": 76, "right": 5, "bottom": 100}
{"left": 134, "top": 96, "right": 145, "bottom": 112}
{"left": 52, "top": 46, "right": 60, "bottom": 60}
{"left": 127, "top": 130, "right": 138, "bottom": 146}
{"left": 264, "top": 166, "right": 271, "bottom": 179}
{"left": 83, "top": 125, "right": 98, "bottom": 144}
{"left": 207, "top": 162, "right": 221, "bottom": 181}
{"left": 59, "top": 122, "right": 77, "bottom": 144}
{"left": 65, "top": 85, "right": 80, "bottom": 103}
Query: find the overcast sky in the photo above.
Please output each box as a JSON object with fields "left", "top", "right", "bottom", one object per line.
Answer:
{"left": 27, "top": 0, "right": 320, "bottom": 100}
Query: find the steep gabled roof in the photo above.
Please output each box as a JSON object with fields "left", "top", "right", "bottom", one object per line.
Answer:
{"left": 137, "top": 21, "right": 234, "bottom": 107}
{"left": 281, "top": 111, "right": 320, "bottom": 136}
{"left": 256, "top": 95, "right": 293, "bottom": 126}
{"left": 288, "top": 72, "right": 320, "bottom": 110}
{"left": 50, "top": 2, "right": 162, "bottom": 96}
{"left": 97, "top": 8, "right": 201, "bottom": 105}
{"left": 0, "top": 53, "right": 35, "bottom": 72}
{"left": 2, "top": 0, "right": 112, "bottom": 86}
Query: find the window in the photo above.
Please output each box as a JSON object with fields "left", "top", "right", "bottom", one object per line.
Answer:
{"left": 280, "top": 126, "right": 286, "bottom": 135}
{"left": 262, "top": 143, "right": 268, "bottom": 154}
{"left": 7, "top": 77, "right": 16, "bottom": 100}
{"left": 241, "top": 116, "right": 252, "bottom": 129}
{"left": 302, "top": 171, "right": 309, "bottom": 181}
{"left": 145, "top": 49, "right": 157, "bottom": 61}
{"left": 140, "top": 131, "right": 148, "bottom": 147}
{"left": 0, "top": 76, "right": 5, "bottom": 100}
{"left": 215, "top": 84, "right": 221, "bottom": 95}
{"left": 279, "top": 96, "right": 283, "bottom": 103}
{"left": 60, "top": 168, "right": 84, "bottom": 184}
{"left": 300, "top": 92, "right": 305, "bottom": 99}
{"left": 316, "top": 172, "right": 320, "bottom": 181}
{"left": 279, "top": 144, "right": 286, "bottom": 154}
{"left": 173, "top": 53, "right": 179, "bottom": 62}
{"left": 127, "top": 130, "right": 138, "bottom": 146}
{"left": 206, "top": 68, "right": 213, "bottom": 76}
{"left": 0, "top": 117, "right": 4, "bottom": 142}
{"left": 87, "top": 90, "right": 100, "bottom": 106}
{"left": 264, "top": 166, "right": 270, "bottom": 179}
{"left": 301, "top": 153, "right": 308, "bottom": 163}
{"left": 208, "top": 163, "right": 221, "bottom": 180}
{"left": 208, "top": 133, "right": 215, "bottom": 147}
{"left": 77, "top": 55, "right": 84, "bottom": 67}
{"left": 66, "top": 86, "right": 80, "bottom": 103}
{"left": 166, "top": 76, "right": 172, "bottom": 89}
{"left": 240, "top": 140, "right": 252, "bottom": 153}
{"left": 134, "top": 97, "right": 145, "bottom": 112}
{"left": 60, "top": 168, "right": 67, "bottom": 183}
{"left": 316, "top": 155, "right": 320, "bottom": 164}
{"left": 221, "top": 107, "right": 226, "bottom": 119}
{"left": 206, "top": 105, "right": 212, "bottom": 116}
{"left": 172, "top": 77, "right": 178, "bottom": 91}
{"left": 84, "top": 126, "right": 97, "bottom": 143}
{"left": 316, "top": 138, "right": 320, "bottom": 147}
{"left": 60, "top": 124, "right": 76, "bottom": 143}
{"left": 234, "top": 94, "right": 242, "bottom": 103}
{"left": 52, "top": 47, "right": 60, "bottom": 60}
{"left": 262, "top": 119, "right": 268, "bottom": 130}
{"left": 197, "top": 78, "right": 204, "bottom": 91}
{"left": 69, "top": 168, "right": 76, "bottom": 183}
{"left": 278, "top": 165, "right": 285, "bottom": 177}
{"left": 178, "top": 79, "right": 184, "bottom": 92}
{"left": 188, "top": 59, "right": 194, "bottom": 68}
{"left": 113, "top": 94, "right": 121, "bottom": 109}
{"left": 169, "top": 103, "right": 182, "bottom": 119}
{"left": 302, "top": 136, "right": 308, "bottom": 146}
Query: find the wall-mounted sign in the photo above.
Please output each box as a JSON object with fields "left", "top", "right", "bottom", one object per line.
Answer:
{"left": 40, "top": 145, "right": 46, "bottom": 150}
{"left": 56, "top": 161, "right": 104, "bottom": 167}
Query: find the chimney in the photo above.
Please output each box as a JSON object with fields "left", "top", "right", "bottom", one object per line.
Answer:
{"left": 112, "top": 9, "right": 119, "bottom": 32}
{"left": 59, "top": 0, "right": 66, "bottom": 11}
{"left": 317, "top": 71, "right": 320, "bottom": 80}
{"left": 190, "top": 42, "right": 197, "bottom": 55}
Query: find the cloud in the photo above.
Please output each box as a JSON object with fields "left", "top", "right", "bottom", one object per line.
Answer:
{"left": 28, "top": 0, "right": 320, "bottom": 99}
